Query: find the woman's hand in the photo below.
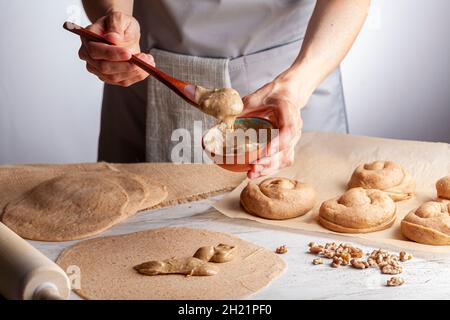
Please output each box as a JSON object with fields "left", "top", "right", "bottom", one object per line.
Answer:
{"left": 78, "top": 11, "right": 155, "bottom": 87}
{"left": 241, "top": 76, "right": 308, "bottom": 179}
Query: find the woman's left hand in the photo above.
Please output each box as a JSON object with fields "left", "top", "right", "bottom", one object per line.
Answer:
{"left": 240, "top": 77, "right": 308, "bottom": 179}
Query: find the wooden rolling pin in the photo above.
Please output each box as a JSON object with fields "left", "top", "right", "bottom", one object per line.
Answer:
{"left": 0, "top": 223, "right": 70, "bottom": 300}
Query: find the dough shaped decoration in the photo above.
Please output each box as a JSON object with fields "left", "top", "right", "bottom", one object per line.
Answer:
{"left": 436, "top": 176, "right": 450, "bottom": 200}
{"left": 240, "top": 177, "right": 317, "bottom": 220}
{"left": 319, "top": 187, "right": 397, "bottom": 234}
{"left": 401, "top": 200, "right": 450, "bottom": 245}
{"left": 348, "top": 161, "right": 415, "bottom": 201}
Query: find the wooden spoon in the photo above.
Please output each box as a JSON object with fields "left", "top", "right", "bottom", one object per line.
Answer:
{"left": 63, "top": 21, "right": 197, "bottom": 107}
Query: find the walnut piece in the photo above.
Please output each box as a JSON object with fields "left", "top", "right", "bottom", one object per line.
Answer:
{"left": 399, "top": 251, "right": 412, "bottom": 262}
{"left": 387, "top": 277, "right": 405, "bottom": 286}
{"left": 381, "top": 264, "right": 403, "bottom": 275}
{"left": 351, "top": 259, "right": 369, "bottom": 269}
{"left": 275, "top": 245, "right": 288, "bottom": 254}
{"left": 331, "top": 256, "right": 343, "bottom": 268}
{"left": 312, "top": 258, "right": 323, "bottom": 265}
{"left": 309, "top": 245, "right": 324, "bottom": 254}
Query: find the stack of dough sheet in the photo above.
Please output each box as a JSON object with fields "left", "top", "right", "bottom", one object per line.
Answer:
{"left": 0, "top": 163, "right": 245, "bottom": 241}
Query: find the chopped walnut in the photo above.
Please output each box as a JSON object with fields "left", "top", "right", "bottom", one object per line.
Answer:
{"left": 399, "top": 251, "right": 412, "bottom": 262}
{"left": 331, "top": 256, "right": 343, "bottom": 268}
{"left": 336, "top": 252, "right": 351, "bottom": 265}
{"left": 323, "top": 249, "right": 335, "bottom": 259}
{"left": 325, "top": 242, "right": 338, "bottom": 251}
{"left": 309, "top": 245, "right": 324, "bottom": 254}
{"left": 381, "top": 264, "right": 403, "bottom": 275}
{"left": 275, "top": 245, "right": 288, "bottom": 254}
{"left": 387, "top": 277, "right": 405, "bottom": 287}
{"left": 351, "top": 259, "right": 369, "bottom": 269}
{"left": 308, "top": 241, "right": 409, "bottom": 282}
{"left": 367, "top": 258, "right": 378, "bottom": 268}
{"left": 312, "top": 258, "right": 323, "bottom": 265}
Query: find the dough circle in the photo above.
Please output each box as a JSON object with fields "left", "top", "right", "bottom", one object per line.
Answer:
{"left": 2, "top": 172, "right": 168, "bottom": 241}
{"left": 348, "top": 161, "right": 415, "bottom": 201}
{"left": 436, "top": 176, "right": 450, "bottom": 200}
{"left": 401, "top": 200, "right": 450, "bottom": 245}
{"left": 240, "top": 177, "right": 317, "bottom": 220}
{"left": 56, "top": 227, "right": 286, "bottom": 300}
{"left": 319, "top": 187, "right": 397, "bottom": 233}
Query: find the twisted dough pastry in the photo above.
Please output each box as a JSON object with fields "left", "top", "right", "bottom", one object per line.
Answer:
{"left": 348, "top": 161, "right": 415, "bottom": 201}
{"left": 240, "top": 178, "right": 316, "bottom": 220}
{"left": 401, "top": 200, "right": 450, "bottom": 245}
{"left": 436, "top": 176, "right": 450, "bottom": 200}
{"left": 319, "top": 187, "right": 397, "bottom": 233}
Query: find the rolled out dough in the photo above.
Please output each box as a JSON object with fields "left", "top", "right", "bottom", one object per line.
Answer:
{"left": 2, "top": 174, "right": 129, "bottom": 241}
{"left": 2, "top": 172, "right": 168, "bottom": 241}
{"left": 56, "top": 227, "right": 286, "bottom": 300}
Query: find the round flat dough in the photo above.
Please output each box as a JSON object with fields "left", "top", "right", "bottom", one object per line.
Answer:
{"left": 56, "top": 227, "right": 286, "bottom": 300}
{"left": 2, "top": 174, "right": 129, "bottom": 241}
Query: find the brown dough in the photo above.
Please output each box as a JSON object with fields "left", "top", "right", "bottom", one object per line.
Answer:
{"left": 348, "top": 161, "right": 415, "bottom": 201}
{"left": 436, "top": 176, "right": 450, "bottom": 200}
{"left": 2, "top": 174, "right": 129, "bottom": 241}
{"left": 319, "top": 187, "right": 397, "bottom": 233}
{"left": 2, "top": 172, "right": 168, "bottom": 241}
{"left": 240, "top": 177, "right": 316, "bottom": 220}
{"left": 401, "top": 200, "right": 450, "bottom": 245}
{"left": 56, "top": 227, "right": 286, "bottom": 300}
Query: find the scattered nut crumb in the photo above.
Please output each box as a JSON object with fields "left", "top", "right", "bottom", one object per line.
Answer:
{"left": 387, "top": 277, "right": 405, "bottom": 287}
{"left": 308, "top": 242, "right": 317, "bottom": 248}
{"left": 399, "top": 251, "right": 412, "bottom": 262}
{"left": 312, "top": 258, "right": 323, "bottom": 265}
{"left": 275, "top": 245, "right": 288, "bottom": 254}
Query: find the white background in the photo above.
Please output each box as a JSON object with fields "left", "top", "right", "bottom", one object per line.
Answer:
{"left": 0, "top": 0, "right": 449, "bottom": 164}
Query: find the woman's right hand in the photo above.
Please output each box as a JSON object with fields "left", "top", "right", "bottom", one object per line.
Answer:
{"left": 78, "top": 11, "right": 155, "bottom": 87}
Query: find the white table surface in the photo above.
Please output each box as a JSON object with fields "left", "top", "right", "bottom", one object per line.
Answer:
{"left": 30, "top": 195, "right": 450, "bottom": 300}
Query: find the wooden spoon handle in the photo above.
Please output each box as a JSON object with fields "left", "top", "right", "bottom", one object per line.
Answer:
{"left": 63, "top": 22, "right": 197, "bottom": 106}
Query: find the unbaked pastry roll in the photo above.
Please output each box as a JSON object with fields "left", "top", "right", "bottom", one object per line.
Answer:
{"left": 401, "top": 200, "right": 450, "bottom": 245}
{"left": 319, "top": 187, "right": 397, "bottom": 233}
{"left": 436, "top": 176, "right": 450, "bottom": 200}
{"left": 348, "top": 161, "right": 415, "bottom": 201}
{"left": 240, "top": 178, "right": 316, "bottom": 220}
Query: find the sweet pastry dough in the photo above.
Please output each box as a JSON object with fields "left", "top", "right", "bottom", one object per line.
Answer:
{"left": 2, "top": 172, "right": 167, "bottom": 241}
{"left": 319, "top": 187, "right": 397, "bottom": 233}
{"left": 56, "top": 227, "right": 286, "bottom": 300}
{"left": 240, "top": 177, "right": 316, "bottom": 220}
{"left": 2, "top": 174, "right": 129, "bottom": 241}
{"left": 401, "top": 200, "right": 450, "bottom": 245}
{"left": 348, "top": 161, "right": 415, "bottom": 201}
{"left": 436, "top": 176, "right": 450, "bottom": 200}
